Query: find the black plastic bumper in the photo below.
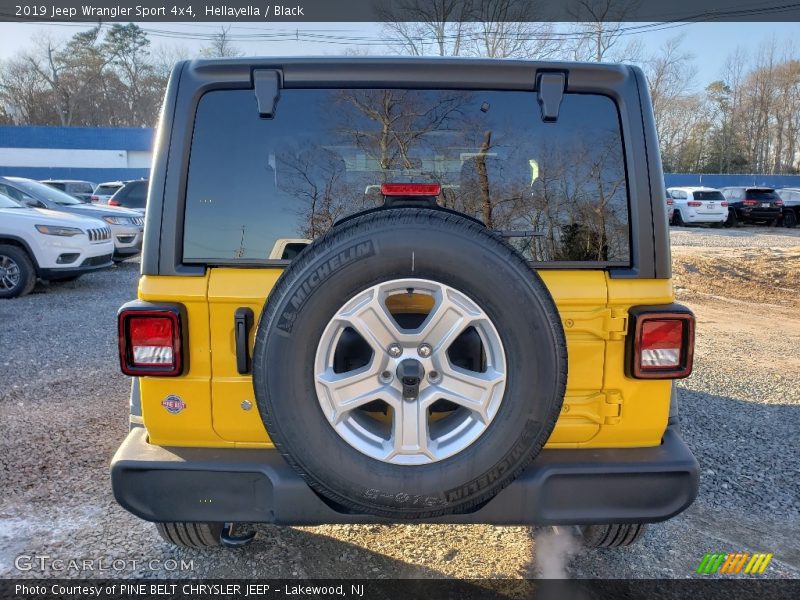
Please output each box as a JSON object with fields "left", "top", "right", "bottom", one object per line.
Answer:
{"left": 113, "top": 247, "right": 142, "bottom": 259}
{"left": 39, "top": 254, "right": 113, "bottom": 279}
{"left": 111, "top": 425, "right": 698, "bottom": 526}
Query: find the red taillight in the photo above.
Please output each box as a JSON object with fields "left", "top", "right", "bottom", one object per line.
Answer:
{"left": 743, "top": 199, "right": 759, "bottom": 206}
{"left": 721, "top": 201, "right": 728, "bottom": 207}
{"left": 687, "top": 201, "right": 702, "bottom": 207}
{"left": 666, "top": 198, "right": 674, "bottom": 205}
{"left": 775, "top": 199, "right": 783, "bottom": 206}
{"left": 630, "top": 311, "right": 694, "bottom": 379}
{"left": 109, "top": 198, "right": 120, "bottom": 206}
{"left": 118, "top": 308, "right": 183, "bottom": 376}
{"left": 381, "top": 183, "right": 442, "bottom": 196}
{"left": 90, "top": 195, "right": 99, "bottom": 202}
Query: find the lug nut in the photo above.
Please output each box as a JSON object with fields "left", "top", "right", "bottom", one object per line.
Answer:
{"left": 380, "top": 370, "right": 393, "bottom": 383}
{"left": 428, "top": 371, "right": 441, "bottom": 383}
{"left": 417, "top": 343, "right": 432, "bottom": 358}
{"left": 387, "top": 343, "right": 402, "bottom": 357}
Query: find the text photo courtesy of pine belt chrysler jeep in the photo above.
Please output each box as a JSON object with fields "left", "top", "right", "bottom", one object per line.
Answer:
{"left": 111, "top": 58, "right": 699, "bottom": 549}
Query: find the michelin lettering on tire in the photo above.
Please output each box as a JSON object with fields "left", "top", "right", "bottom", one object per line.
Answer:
{"left": 276, "top": 240, "right": 376, "bottom": 333}
{"left": 254, "top": 209, "right": 567, "bottom": 518}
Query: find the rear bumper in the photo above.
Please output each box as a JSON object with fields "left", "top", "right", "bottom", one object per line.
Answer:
{"left": 111, "top": 425, "right": 699, "bottom": 526}
{"left": 684, "top": 210, "right": 726, "bottom": 223}
{"left": 738, "top": 207, "right": 782, "bottom": 221}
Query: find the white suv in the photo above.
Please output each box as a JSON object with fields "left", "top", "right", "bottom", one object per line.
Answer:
{"left": 0, "top": 192, "right": 114, "bottom": 298}
{"left": 667, "top": 186, "right": 729, "bottom": 226}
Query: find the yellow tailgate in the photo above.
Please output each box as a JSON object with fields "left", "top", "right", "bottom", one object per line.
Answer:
{"left": 140, "top": 269, "right": 674, "bottom": 449}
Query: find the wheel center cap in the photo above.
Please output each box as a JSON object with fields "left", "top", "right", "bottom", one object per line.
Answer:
{"left": 396, "top": 358, "right": 425, "bottom": 401}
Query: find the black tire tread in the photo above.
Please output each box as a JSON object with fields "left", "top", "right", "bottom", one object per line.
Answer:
{"left": 254, "top": 208, "right": 568, "bottom": 519}
{"left": 0, "top": 244, "right": 36, "bottom": 299}
{"left": 155, "top": 522, "right": 222, "bottom": 548}
{"left": 580, "top": 523, "right": 647, "bottom": 548}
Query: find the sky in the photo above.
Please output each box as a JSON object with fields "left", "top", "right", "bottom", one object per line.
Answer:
{"left": 0, "top": 20, "right": 796, "bottom": 89}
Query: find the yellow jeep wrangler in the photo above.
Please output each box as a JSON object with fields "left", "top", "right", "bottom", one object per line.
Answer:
{"left": 111, "top": 57, "right": 698, "bottom": 549}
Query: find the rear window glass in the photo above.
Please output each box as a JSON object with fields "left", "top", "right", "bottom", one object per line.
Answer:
{"left": 692, "top": 191, "right": 724, "bottom": 200}
{"left": 45, "top": 182, "right": 66, "bottom": 191}
{"left": 183, "top": 89, "right": 630, "bottom": 264}
{"left": 96, "top": 184, "right": 122, "bottom": 195}
{"left": 746, "top": 189, "right": 777, "bottom": 200}
{"left": 70, "top": 183, "right": 94, "bottom": 194}
{"left": 121, "top": 182, "right": 147, "bottom": 207}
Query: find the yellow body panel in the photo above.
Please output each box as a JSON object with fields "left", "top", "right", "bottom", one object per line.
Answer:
{"left": 138, "top": 269, "right": 674, "bottom": 449}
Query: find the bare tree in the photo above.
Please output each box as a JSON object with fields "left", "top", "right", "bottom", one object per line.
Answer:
{"left": 463, "top": 0, "right": 560, "bottom": 59}
{"left": 200, "top": 26, "right": 242, "bottom": 58}
{"left": 378, "top": 0, "right": 559, "bottom": 59}
{"left": 643, "top": 34, "right": 698, "bottom": 167}
{"left": 566, "top": 0, "right": 642, "bottom": 63}
{"left": 377, "top": 0, "right": 472, "bottom": 56}
{"left": 19, "top": 29, "right": 109, "bottom": 126}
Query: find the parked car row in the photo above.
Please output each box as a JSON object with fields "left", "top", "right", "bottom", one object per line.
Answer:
{"left": 0, "top": 176, "right": 146, "bottom": 299}
{"left": 665, "top": 185, "right": 797, "bottom": 228}
{"left": 37, "top": 177, "right": 148, "bottom": 213}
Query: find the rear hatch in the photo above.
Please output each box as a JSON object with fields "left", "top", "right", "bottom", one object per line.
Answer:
{"left": 136, "top": 60, "right": 674, "bottom": 450}
{"left": 746, "top": 188, "right": 782, "bottom": 209}
{"left": 691, "top": 190, "right": 727, "bottom": 215}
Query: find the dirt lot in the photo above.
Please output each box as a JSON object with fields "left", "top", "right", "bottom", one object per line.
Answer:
{"left": 0, "top": 226, "right": 798, "bottom": 580}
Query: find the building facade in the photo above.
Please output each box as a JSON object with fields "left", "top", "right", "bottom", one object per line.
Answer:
{"left": 0, "top": 126, "right": 153, "bottom": 184}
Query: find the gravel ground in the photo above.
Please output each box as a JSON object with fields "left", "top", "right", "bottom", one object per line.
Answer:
{"left": 1, "top": 227, "right": 798, "bottom": 580}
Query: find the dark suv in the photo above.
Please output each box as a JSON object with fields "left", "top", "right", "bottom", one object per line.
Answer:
{"left": 720, "top": 186, "right": 783, "bottom": 226}
{"left": 111, "top": 57, "right": 698, "bottom": 550}
{"left": 108, "top": 179, "right": 148, "bottom": 214}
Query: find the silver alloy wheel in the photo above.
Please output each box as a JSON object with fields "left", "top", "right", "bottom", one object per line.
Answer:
{"left": 0, "top": 255, "right": 21, "bottom": 291}
{"left": 314, "top": 278, "right": 507, "bottom": 465}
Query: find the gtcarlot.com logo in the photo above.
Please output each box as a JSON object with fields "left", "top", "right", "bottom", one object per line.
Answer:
{"left": 696, "top": 552, "right": 773, "bottom": 575}
{"left": 14, "top": 555, "right": 195, "bottom": 572}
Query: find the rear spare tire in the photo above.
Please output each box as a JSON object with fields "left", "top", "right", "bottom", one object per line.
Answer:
{"left": 252, "top": 209, "right": 567, "bottom": 518}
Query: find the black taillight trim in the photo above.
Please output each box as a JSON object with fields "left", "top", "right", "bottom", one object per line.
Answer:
{"left": 118, "top": 301, "right": 187, "bottom": 377}
{"left": 625, "top": 304, "right": 695, "bottom": 380}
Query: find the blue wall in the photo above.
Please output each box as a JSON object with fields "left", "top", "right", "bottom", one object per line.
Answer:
{"left": 0, "top": 125, "right": 155, "bottom": 182}
{"left": 664, "top": 173, "right": 800, "bottom": 189}
{"left": 0, "top": 125, "right": 154, "bottom": 150}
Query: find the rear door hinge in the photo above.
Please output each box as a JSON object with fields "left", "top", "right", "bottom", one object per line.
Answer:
{"left": 607, "top": 308, "right": 628, "bottom": 341}
{"left": 602, "top": 390, "right": 623, "bottom": 425}
{"left": 561, "top": 391, "right": 623, "bottom": 425}
{"left": 562, "top": 308, "right": 628, "bottom": 340}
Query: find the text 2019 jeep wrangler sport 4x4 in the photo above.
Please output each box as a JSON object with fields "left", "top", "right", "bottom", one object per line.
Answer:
{"left": 111, "top": 57, "right": 699, "bottom": 549}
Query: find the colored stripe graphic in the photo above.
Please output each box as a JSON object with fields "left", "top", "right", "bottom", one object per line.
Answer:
{"left": 698, "top": 552, "right": 773, "bottom": 575}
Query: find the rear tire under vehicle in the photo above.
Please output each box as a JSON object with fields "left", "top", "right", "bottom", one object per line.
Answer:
{"left": 252, "top": 208, "right": 568, "bottom": 519}
{"left": 580, "top": 523, "right": 648, "bottom": 548}
{"left": 155, "top": 522, "right": 222, "bottom": 548}
{"left": 782, "top": 210, "right": 797, "bottom": 228}
{"left": 724, "top": 209, "right": 737, "bottom": 228}
{"left": 671, "top": 211, "right": 684, "bottom": 227}
{"left": 0, "top": 244, "right": 36, "bottom": 299}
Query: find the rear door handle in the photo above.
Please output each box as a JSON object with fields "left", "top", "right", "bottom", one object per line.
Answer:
{"left": 234, "top": 307, "right": 254, "bottom": 375}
